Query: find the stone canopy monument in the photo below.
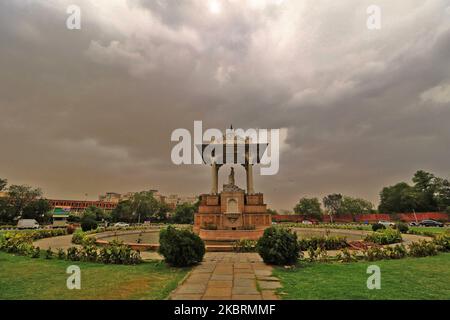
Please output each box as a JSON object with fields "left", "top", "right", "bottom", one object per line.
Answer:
{"left": 194, "top": 127, "right": 272, "bottom": 242}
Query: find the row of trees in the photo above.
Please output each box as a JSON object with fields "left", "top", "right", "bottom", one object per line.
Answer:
{"left": 294, "top": 194, "right": 374, "bottom": 221}
{"left": 292, "top": 170, "right": 450, "bottom": 220}
{"left": 379, "top": 170, "right": 450, "bottom": 213}
{"left": 1, "top": 177, "right": 197, "bottom": 225}
{"left": 108, "top": 191, "right": 198, "bottom": 224}
{"left": 0, "top": 178, "right": 51, "bottom": 223}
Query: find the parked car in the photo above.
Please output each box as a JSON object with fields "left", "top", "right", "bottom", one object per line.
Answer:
{"left": 378, "top": 220, "right": 395, "bottom": 228}
{"left": 17, "top": 219, "right": 40, "bottom": 229}
{"left": 114, "top": 222, "right": 130, "bottom": 228}
{"left": 302, "top": 220, "right": 313, "bottom": 225}
{"left": 419, "top": 219, "right": 444, "bottom": 227}
{"left": 409, "top": 221, "right": 420, "bottom": 226}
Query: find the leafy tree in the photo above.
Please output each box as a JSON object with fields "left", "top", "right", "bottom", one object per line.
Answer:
{"left": 0, "top": 198, "right": 13, "bottom": 223}
{"left": 434, "top": 177, "right": 450, "bottom": 212}
{"left": 338, "top": 196, "right": 374, "bottom": 220}
{"left": 267, "top": 208, "right": 278, "bottom": 215}
{"left": 111, "top": 191, "right": 170, "bottom": 223}
{"left": 172, "top": 203, "right": 196, "bottom": 224}
{"left": 294, "top": 197, "right": 323, "bottom": 220}
{"left": 130, "top": 191, "right": 165, "bottom": 223}
{"left": 6, "top": 185, "right": 42, "bottom": 219}
{"left": 412, "top": 170, "right": 438, "bottom": 211}
{"left": 378, "top": 170, "right": 450, "bottom": 213}
{"left": 153, "top": 202, "right": 170, "bottom": 222}
{"left": 322, "top": 194, "right": 342, "bottom": 223}
{"left": 378, "top": 182, "right": 419, "bottom": 213}
{"left": 22, "top": 199, "right": 51, "bottom": 222}
{"left": 0, "top": 178, "right": 7, "bottom": 191}
{"left": 111, "top": 200, "right": 133, "bottom": 223}
{"left": 82, "top": 206, "right": 106, "bottom": 221}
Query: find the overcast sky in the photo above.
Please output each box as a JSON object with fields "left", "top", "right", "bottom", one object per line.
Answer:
{"left": 0, "top": 0, "right": 449, "bottom": 210}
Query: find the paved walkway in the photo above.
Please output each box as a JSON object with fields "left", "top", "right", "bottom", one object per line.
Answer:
{"left": 33, "top": 235, "right": 75, "bottom": 251}
{"left": 170, "top": 253, "right": 281, "bottom": 300}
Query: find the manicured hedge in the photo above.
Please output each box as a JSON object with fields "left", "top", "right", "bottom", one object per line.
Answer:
{"left": 159, "top": 226, "right": 205, "bottom": 267}
{"left": 257, "top": 227, "right": 301, "bottom": 265}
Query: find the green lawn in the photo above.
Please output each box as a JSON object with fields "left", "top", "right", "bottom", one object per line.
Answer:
{"left": 409, "top": 226, "right": 449, "bottom": 235}
{"left": 274, "top": 253, "right": 450, "bottom": 300}
{"left": 0, "top": 252, "right": 188, "bottom": 300}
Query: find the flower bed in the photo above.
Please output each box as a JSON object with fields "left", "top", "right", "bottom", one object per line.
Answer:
{"left": 364, "top": 229, "right": 402, "bottom": 245}
{"left": 298, "top": 235, "right": 348, "bottom": 250}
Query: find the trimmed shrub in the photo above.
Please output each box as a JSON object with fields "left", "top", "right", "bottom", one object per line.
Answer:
{"left": 307, "top": 246, "right": 317, "bottom": 262}
{"left": 0, "top": 233, "right": 34, "bottom": 255}
{"left": 81, "top": 218, "right": 98, "bottom": 232}
{"left": 315, "top": 247, "right": 329, "bottom": 262}
{"left": 336, "top": 248, "right": 357, "bottom": 263}
{"left": 30, "top": 246, "right": 41, "bottom": 258}
{"left": 365, "top": 229, "right": 402, "bottom": 245}
{"left": 81, "top": 244, "right": 98, "bottom": 262}
{"left": 371, "top": 223, "right": 386, "bottom": 232}
{"left": 57, "top": 248, "right": 66, "bottom": 260}
{"left": 66, "top": 247, "right": 81, "bottom": 261}
{"left": 27, "top": 229, "right": 67, "bottom": 240}
{"left": 384, "top": 244, "right": 408, "bottom": 259}
{"left": 159, "top": 226, "right": 205, "bottom": 267}
{"left": 298, "top": 235, "right": 347, "bottom": 251}
{"left": 71, "top": 229, "right": 86, "bottom": 244}
{"left": 364, "top": 247, "right": 387, "bottom": 261}
{"left": 407, "top": 229, "right": 435, "bottom": 237}
{"left": 45, "top": 247, "right": 53, "bottom": 259}
{"left": 408, "top": 240, "right": 438, "bottom": 257}
{"left": 98, "top": 240, "right": 141, "bottom": 265}
{"left": 256, "top": 227, "right": 301, "bottom": 265}
{"left": 433, "top": 234, "right": 450, "bottom": 252}
{"left": 395, "top": 222, "right": 409, "bottom": 233}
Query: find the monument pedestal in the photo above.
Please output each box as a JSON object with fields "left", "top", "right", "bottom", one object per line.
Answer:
{"left": 194, "top": 129, "right": 272, "bottom": 243}
{"left": 194, "top": 180, "right": 271, "bottom": 241}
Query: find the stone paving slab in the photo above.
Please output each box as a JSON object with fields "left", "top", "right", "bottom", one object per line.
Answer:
{"left": 176, "top": 284, "right": 208, "bottom": 294}
{"left": 170, "top": 253, "right": 281, "bottom": 300}
{"left": 210, "top": 274, "right": 234, "bottom": 281}
{"left": 258, "top": 280, "right": 282, "bottom": 290}
{"left": 171, "top": 294, "right": 203, "bottom": 300}
{"left": 232, "top": 295, "right": 262, "bottom": 300}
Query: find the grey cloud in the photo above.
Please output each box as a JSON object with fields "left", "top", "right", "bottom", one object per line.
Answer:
{"left": 0, "top": 0, "right": 449, "bottom": 210}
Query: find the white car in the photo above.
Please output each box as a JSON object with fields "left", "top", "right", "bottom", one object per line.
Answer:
{"left": 302, "top": 220, "right": 313, "bottom": 225}
{"left": 378, "top": 220, "right": 395, "bottom": 228}
{"left": 114, "top": 222, "right": 130, "bottom": 228}
{"left": 17, "top": 219, "right": 40, "bottom": 229}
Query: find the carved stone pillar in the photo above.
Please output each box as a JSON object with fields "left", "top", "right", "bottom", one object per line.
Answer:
{"left": 246, "top": 163, "right": 254, "bottom": 194}
{"left": 211, "top": 162, "right": 219, "bottom": 194}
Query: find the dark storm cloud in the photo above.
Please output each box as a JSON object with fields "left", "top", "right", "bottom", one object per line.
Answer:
{"left": 0, "top": 0, "right": 449, "bottom": 210}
